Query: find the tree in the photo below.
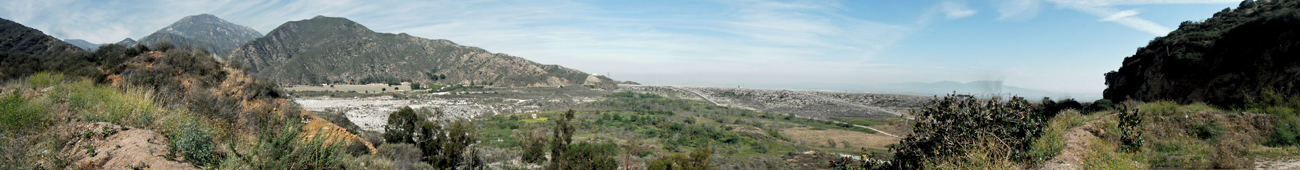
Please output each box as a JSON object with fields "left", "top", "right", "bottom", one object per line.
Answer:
{"left": 546, "top": 110, "right": 577, "bottom": 170}
{"left": 439, "top": 74, "right": 446, "bottom": 80}
{"left": 410, "top": 83, "right": 421, "bottom": 90}
{"left": 522, "top": 129, "right": 548, "bottom": 164}
{"left": 432, "top": 120, "right": 474, "bottom": 169}
{"left": 382, "top": 88, "right": 387, "bottom": 92}
{"left": 384, "top": 106, "right": 420, "bottom": 143}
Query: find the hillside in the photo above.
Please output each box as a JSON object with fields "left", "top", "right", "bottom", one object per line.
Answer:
{"left": 0, "top": 18, "right": 82, "bottom": 56}
{"left": 1, "top": 18, "right": 375, "bottom": 169}
{"left": 228, "top": 16, "right": 614, "bottom": 89}
{"left": 136, "top": 14, "right": 261, "bottom": 56}
{"left": 1104, "top": 0, "right": 1300, "bottom": 106}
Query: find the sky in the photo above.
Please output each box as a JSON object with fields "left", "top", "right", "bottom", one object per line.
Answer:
{"left": 1, "top": 0, "right": 1243, "bottom": 99}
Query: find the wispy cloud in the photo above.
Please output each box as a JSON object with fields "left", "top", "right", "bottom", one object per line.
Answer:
{"left": 992, "top": 0, "right": 1042, "bottom": 21}
{"left": 985, "top": 0, "right": 1237, "bottom": 34}
{"left": 939, "top": 1, "right": 978, "bottom": 20}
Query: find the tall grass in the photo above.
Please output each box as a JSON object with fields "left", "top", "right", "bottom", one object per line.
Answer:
{"left": 1082, "top": 138, "right": 1145, "bottom": 169}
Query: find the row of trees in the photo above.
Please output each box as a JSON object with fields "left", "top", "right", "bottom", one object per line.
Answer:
{"left": 383, "top": 106, "right": 482, "bottom": 169}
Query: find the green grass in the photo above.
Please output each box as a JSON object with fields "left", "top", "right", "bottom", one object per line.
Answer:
{"left": 520, "top": 117, "right": 549, "bottom": 123}
{"left": 1027, "top": 109, "right": 1088, "bottom": 164}
{"left": 0, "top": 92, "right": 48, "bottom": 132}
{"left": 1083, "top": 138, "right": 1147, "bottom": 169}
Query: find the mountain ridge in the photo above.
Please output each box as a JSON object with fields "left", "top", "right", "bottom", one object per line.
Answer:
{"left": 136, "top": 14, "right": 261, "bottom": 56}
{"left": 229, "top": 15, "right": 615, "bottom": 89}
{"left": 0, "top": 18, "right": 83, "bottom": 56}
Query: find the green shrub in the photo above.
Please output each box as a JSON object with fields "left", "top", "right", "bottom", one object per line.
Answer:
{"left": 0, "top": 92, "right": 46, "bottom": 132}
{"left": 1117, "top": 102, "right": 1144, "bottom": 152}
{"left": 1271, "top": 114, "right": 1300, "bottom": 146}
{"left": 169, "top": 120, "right": 218, "bottom": 166}
{"left": 25, "top": 72, "right": 64, "bottom": 87}
{"left": 648, "top": 147, "right": 711, "bottom": 170}
{"left": 1247, "top": 88, "right": 1300, "bottom": 146}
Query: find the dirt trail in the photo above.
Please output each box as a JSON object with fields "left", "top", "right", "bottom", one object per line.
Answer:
{"left": 1035, "top": 117, "right": 1106, "bottom": 170}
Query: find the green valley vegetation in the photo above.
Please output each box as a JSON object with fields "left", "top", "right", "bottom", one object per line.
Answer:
{"left": 465, "top": 91, "right": 905, "bottom": 169}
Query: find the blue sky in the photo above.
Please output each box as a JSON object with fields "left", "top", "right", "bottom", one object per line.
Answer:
{"left": 1, "top": 0, "right": 1242, "bottom": 98}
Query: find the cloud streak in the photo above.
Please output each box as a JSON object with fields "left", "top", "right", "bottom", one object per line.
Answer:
{"left": 939, "top": 1, "right": 978, "bottom": 20}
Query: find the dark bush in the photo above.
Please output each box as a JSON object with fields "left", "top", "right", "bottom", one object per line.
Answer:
{"left": 1086, "top": 99, "right": 1115, "bottom": 112}
{"left": 883, "top": 93, "right": 1044, "bottom": 169}
{"left": 152, "top": 41, "right": 175, "bottom": 52}
{"left": 384, "top": 106, "right": 419, "bottom": 144}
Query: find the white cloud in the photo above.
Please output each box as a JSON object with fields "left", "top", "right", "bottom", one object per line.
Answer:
{"left": 992, "top": 0, "right": 1042, "bottom": 21}
{"left": 939, "top": 1, "right": 978, "bottom": 20}
{"left": 1043, "top": 0, "right": 1235, "bottom": 36}
{"left": 1099, "top": 9, "right": 1138, "bottom": 21}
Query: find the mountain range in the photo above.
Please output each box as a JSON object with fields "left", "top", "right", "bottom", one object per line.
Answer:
{"left": 228, "top": 15, "right": 615, "bottom": 88}
{"left": 64, "top": 39, "right": 100, "bottom": 50}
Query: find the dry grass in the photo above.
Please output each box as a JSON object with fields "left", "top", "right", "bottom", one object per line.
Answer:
{"left": 782, "top": 126, "right": 896, "bottom": 150}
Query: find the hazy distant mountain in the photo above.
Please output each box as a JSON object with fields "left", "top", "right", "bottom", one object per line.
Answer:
{"left": 64, "top": 39, "right": 100, "bottom": 50}
{"left": 137, "top": 14, "right": 261, "bottom": 56}
{"left": 115, "top": 38, "right": 136, "bottom": 46}
{"left": 229, "top": 16, "right": 615, "bottom": 89}
{"left": 0, "top": 18, "right": 82, "bottom": 56}
{"left": 1105, "top": 0, "right": 1300, "bottom": 106}
{"left": 776, "top": 81, "right": 1098, "bottom": 101}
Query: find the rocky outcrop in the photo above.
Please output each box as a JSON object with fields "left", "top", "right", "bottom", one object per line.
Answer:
{"left": 1104, "top": 0, "right": 1300, "bottom": 106}
{"left": 229, "top": 16, "right": 613, "bottom": 89}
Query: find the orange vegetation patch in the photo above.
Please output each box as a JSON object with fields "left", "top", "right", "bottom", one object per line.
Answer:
{"left": 301, "top": 110, "right": 377, "bottom": 154}
{"left": 783, "top": 127, "right": 898, "bottom": 149}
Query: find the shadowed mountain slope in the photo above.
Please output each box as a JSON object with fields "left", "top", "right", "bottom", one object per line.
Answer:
{"left": 229, "top": 15, "right": 614, "bottom": 89}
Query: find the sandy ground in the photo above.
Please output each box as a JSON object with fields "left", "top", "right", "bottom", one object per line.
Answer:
{"left": 287, "top": 83, "right": 412, "bottom": 93}
{"left": 1257, "top": 156, "right": 1300, "bottom": 170}
{"left": 293, "top": 95, "right": 538, "bottom": 132}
